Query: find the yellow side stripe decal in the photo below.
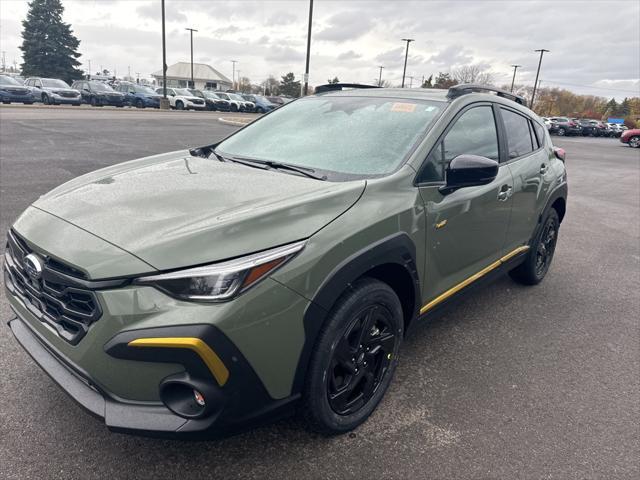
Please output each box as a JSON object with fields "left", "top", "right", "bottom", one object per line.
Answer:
{"left": 127, "top": 337, "right": 230, "bottom": 386}
{"left": 420, "top": 246, "right": 530, "bottom": 315}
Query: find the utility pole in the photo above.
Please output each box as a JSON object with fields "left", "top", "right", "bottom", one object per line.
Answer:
{"left": 88, "top": 59, "right": 91, "bottom": 77}
{"left": 185, "top": 28, "right": 197, "bottom": 88}
{"left": 408, "top": 75, "right": 414, "bottom": 88}
{"left": 303, "top": 0, "right": 314, "bottom": 96}
{"left": 135, "top": 72, "right": 141, "bottom": 84}
{"left": 237, "top": 70, "right": 242, "bottom": 91}
{"left": 128, "top": 65, "right": 131, "bottom": 79}
{"left": 530, "top": 49, "right": 549, "bottom": 110}
{"left": 401, "top": 38, "right": 414, "bottom": 88}
{"left": 510, "top": 64, "right": 521, "bottom": 92}
{"left": 160, "top": 0, "right": 169, "bottom": 109}
{"left": 1, "top": 51, "right": 5, "bottom": 72}
{"left": 230, "top": 60, "right": 237, "bottom": 90}
{"left": 377, "top": 65, "right": 384, "bottom": 86}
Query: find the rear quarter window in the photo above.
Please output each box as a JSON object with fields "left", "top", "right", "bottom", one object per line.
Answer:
{"left": 501, "top": 108, "right": 534, "bottom": 159}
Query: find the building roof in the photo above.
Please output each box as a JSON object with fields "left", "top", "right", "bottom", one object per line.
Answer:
{"left": 151, "top": 62, "right": 232, "bottom": 83}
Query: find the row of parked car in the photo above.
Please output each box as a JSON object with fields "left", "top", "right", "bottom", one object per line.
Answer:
{"left": 541, "top": 116, "right": 629, "bottom": 138}
{"left": 0, "top": 74, "right": 291, "bottom": 113}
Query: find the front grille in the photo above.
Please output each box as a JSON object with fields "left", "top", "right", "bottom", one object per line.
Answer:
{"left": 7, "top": 88, "right": 29, "bottom": 95}
{"left": 60, "top": 91, "right": 78, "bottom": 98}
{"left": 192, "top": 99, "right": 204, "bottom": 105}
{"left": 4, "top": 230, "right": 102, "bottom": 344}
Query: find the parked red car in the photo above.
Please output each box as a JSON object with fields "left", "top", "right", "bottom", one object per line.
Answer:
{"left": 620, "top": 129, "right": 640, "bottom": 148}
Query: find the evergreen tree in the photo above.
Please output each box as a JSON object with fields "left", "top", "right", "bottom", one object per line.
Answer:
{"left": 605, "top": 98, "right": 618, "bottom": 115}
{"left": 327, "top": 77, "right": 340, "bottom": 84}
{"left": 279, "top": 72, "right": 301, "bottom": 97}
{"left": 421, "top": 74, "right": 433, "bottom": 88}
{"left": 620, "top": 97, "right": 631, "bottom": 116}
{"left": 20, "top": 0, "right": 82, "bottom": 82}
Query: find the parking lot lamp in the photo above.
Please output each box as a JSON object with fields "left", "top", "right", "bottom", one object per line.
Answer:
{"left": 530, "top": 49, "right": 549, "bottom": 110}
{"left": 510, "top": 64, "right": 521, "bottom": 92}
{"left": 185, "top": 28, "right": 198, "bottom": 89}
{"left": 231, "top": 60, "right": 238, "bottom": 90}
{"left": 401, "top": 38, "right": 414, "bottom": 88}
{"left": 160, "top": 0, "right": 169, "bottom": 109}
{"left": 303, "top": 0, "right": 314, "bottom": 96}
{"left": 378, "top": 65, "right": 384, "bottom": 86}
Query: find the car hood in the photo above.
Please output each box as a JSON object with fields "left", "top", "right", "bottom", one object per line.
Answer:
{"left": 1, "top": 84, "right": 29, "bottom": 91}
{"left": 33, "top": 151, "right": 366, "bottom": 271}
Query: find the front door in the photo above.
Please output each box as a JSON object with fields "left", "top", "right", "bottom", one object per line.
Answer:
{"left": 416, "top": 103, "right": 513, "bottom": 307}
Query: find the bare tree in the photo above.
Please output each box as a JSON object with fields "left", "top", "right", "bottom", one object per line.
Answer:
{"left": 452, "top": 65, "right": 494, "bottom": 85}
{"left": 261, "top": 75, "right": 280, "bottom": 96}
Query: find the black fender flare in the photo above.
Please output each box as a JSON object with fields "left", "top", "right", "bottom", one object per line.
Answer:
{"left": 531, "top": 181, "right": 568, "bottom": 244}
{"left": 290, "top": 232, "right": 421, "bottom": 394}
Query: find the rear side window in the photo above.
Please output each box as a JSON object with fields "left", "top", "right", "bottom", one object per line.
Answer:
{"left": 418, "top": 105, "right": 499, "bottom": 183}
{"left": 532, "top": 121, "right": 546, "bottom": 148}
{"left": 501, "top": 108, "right": 534, "bottom": 159}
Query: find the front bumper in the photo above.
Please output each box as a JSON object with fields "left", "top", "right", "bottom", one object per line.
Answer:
{"left": 8, "top": 312, "right": 299, "bottom": 437}
{"left": 0, "top": 91, "right": 34, "bottom": 103}
{"left": 50, "top": 94, "right": 81, "bottom": 104}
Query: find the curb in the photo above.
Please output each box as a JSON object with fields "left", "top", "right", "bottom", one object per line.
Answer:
{"left": 218, "top": 117, "right": 255, "bottom": 127}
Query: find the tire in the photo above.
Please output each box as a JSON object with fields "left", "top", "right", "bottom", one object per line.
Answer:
{"left": 23, "top": 102, "right": 34, "bottom": 105}
{"left": 135, "top": 98, "right": 144, "bottom": 108}
{"left": 256, "top": 107, "right": 265, "bottom": 114}
{"left": 302, "top": 278, "right": 403, "bottom": 435}
{"left": 175, "top": 100, "right": 184, "bottom": 110}
{"left": 72, "top": 103, "right": 81, "bottom": 106}
{"left": 628, "top": 136, "right": 640, "bottom": 148}
{"left": 230, "top": 103, "right": 238, "bottom": 112}
{"left": 2, "top": 101, "right": 10, "bottom": 104}
{"left": 90, "top": 96, "right": 98, "bottom": 106}
{"left": 557, "top": 128, "right": 566, "bottom": 136}
{"left": 42, "top": 94, "right": 50, "bottom": 105}
{"left": 509, "top": 208, "right": 560, "bottom": 285}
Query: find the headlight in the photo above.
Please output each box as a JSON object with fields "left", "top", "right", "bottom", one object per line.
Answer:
{"left": 133, "top": 240, "right": 306, "bottom": 302}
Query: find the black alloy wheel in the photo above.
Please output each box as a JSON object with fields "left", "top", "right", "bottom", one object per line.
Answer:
{"left": 42, "top": 94, "right": 50, "bottom": 105}
{"left": 302, "top": 278, "right": 403, "bottom": 434}
{"left": 327, "top": 304, "right": 397, "bottom": 415}
{"left": 135, "top": 98, "right": 144, "bottom": 108}
{"left": 535, "top": 215, "right": 558, "bottom": 278}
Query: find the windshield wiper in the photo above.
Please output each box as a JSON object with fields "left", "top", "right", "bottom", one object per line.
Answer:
{"left": 229, "top": 156, "right": 327, "bottom": 181}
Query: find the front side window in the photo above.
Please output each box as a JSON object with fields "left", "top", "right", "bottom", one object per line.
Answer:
{"left": 217, "top": 96, "right": 444, "bottom": 179}
{"left": 418, "top": 105, "right": 498, "bottom": 183}
{"left": 501, "top": 108, "right": 534, "bottom": 159}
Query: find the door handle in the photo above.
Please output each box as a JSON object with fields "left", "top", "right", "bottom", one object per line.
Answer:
{"left": 497, "top": 185, "right": 513, "bottom": 201}
{"left": 540, "top": 164, "right": 548, "bottom": 174}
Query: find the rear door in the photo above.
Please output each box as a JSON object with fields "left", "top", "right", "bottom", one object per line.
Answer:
{"left": 417, "top": 103, "right": 514, "bottom": 304}
{"left": 499, "top": 107, "right": 553, "bottom": 251}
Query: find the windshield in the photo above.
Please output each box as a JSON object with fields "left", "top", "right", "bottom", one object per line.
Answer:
{"left": 229, "top": 93, "right": 245, "bottom": 101}
{"left": 175, "top": 88, "right": 193, "bottom": 96}
{"left": 90, "top": 82, "right": 114, "bottom": 92}
{"left": 216, "top": 93, "right": 230, "bottom": 100}
{"left": 42, "top": 79, "right": 70, "bottom": 88}
{"left": 0, "top": 75, "right": 21, "bottom": 85}
{"left": 204, "top": 91, "right": 220, "bottom": 99}
{"left": 217, "top": 96, "right": 444, "bottom": 178}
{"left": 135, "top": 85, "right": 157, "bottom": 94}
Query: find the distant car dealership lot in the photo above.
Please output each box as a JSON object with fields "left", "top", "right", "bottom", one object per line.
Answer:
{"left": 0, "top": 107, "right": 638, "bottom": 479}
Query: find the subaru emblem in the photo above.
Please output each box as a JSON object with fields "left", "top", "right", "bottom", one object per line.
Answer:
{"left": 23, "top": 254, "right": 43, "bottom": 280}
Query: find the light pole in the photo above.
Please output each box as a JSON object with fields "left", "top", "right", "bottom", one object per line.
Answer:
{"left": 401, "top": 38, "right": 414, "bottom": 88}
{"left": 510, "top": 64, "right": 521, "bottom": 92}
{"left": 237, "top": 70, "right": 242, "bottom": 91}
{"left": 160, "top": 0, "right": 169, "bottom": 109}
{"left": 408, "top": 75, "right": 414, "bottom": 88}
{"left": 303, "top": 0, "right": 314, "bottom": 96}
{"left": 530, "top": 49, "right": 549, "bottom": 109}
{"left": 230, "top": 60, "right": 237, "bottom": 90}
{"left": 185, "top": 28, "right": 197, "bottom": 88}
{"left": 377, "top": 65, "right": 384, "bottom": 86}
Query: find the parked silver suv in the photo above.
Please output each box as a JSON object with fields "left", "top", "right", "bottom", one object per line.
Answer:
{"left": 24, "top": 77, "right": 81, "bottom": 106}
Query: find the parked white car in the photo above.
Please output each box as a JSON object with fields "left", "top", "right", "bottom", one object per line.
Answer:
{"left": 155, "top": 87, "right": 206, "bottom": 110}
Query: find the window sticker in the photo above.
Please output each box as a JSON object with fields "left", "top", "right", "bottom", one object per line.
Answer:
{"left": 390, "top": 102, "right": 417, "bottom": 113}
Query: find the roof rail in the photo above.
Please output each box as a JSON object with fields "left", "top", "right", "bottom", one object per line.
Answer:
{"left": 447, "top": 84, "right": 527, "bottom": 106}
{"left": 314, "top": 83, "right": 380, "bottom": 94}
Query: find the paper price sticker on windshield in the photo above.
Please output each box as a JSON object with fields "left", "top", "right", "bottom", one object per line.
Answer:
{"left": 390, "top": 102, "right": 417, "bottom": 113}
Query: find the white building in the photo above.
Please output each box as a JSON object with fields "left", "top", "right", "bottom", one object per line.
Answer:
{"left": 152, "top": 62, "right": 232, "bottom": 90}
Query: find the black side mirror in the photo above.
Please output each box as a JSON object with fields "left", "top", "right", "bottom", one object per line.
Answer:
{"left": 440, "top": 154, "right": 499, "bottom": 194}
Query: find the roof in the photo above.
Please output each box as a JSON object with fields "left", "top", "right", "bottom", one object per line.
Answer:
{"left": 320, "top": 87, "right": 450, "bottom": 101}
{"left": 151, "top": 62, "right": 232, "bottom": 83}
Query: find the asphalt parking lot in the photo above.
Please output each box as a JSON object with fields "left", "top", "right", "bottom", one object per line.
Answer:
{"left": 0, "top": 106, "right": 638, "bottom": 479}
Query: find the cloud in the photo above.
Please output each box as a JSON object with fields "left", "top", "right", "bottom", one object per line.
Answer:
{"left": 136, "top": 2, "right": 186, "bottom": 23}
{"left": 337, "top": 50, "right": 361, "bottom": 61}
{"left": 316, "top": 11, "right": 374, "bottom": 43}
{"left": 266, "top": 12, "right": 297, "bottom": 26}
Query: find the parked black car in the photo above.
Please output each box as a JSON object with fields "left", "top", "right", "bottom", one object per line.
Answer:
{"left": 550, "top": 117, "right": 581, "bottom": 136}
{"left": 578, "top": 119, "right": 598, "bottom": 136}
{"left": 188, "top": 89, "right": 229, "bottom": 111}
{"left": 71, "top": 80, "right": 126, "bottom": 107}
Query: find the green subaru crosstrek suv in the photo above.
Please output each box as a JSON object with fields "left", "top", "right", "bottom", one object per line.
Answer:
{"left": 5, "top": 84, "right": 567, "bottom": 437}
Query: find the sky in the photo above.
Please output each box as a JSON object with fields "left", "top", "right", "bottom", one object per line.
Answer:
{"left": 1, "top": 0, "right": 639, "bottom": 99}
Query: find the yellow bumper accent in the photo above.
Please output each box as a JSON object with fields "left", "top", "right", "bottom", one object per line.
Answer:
{"left": 127, "top": 337, "right": 230, "bottom": 386}
{"left": 420, "top": 246, "right": 530, "bottom": 314}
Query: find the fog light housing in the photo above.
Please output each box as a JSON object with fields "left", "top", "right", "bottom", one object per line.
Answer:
{"left": 159, "top": 373, "right": 225, "bottom": 420}
{"left": 193, "top": 389, "right": 206, "bottom": 407}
